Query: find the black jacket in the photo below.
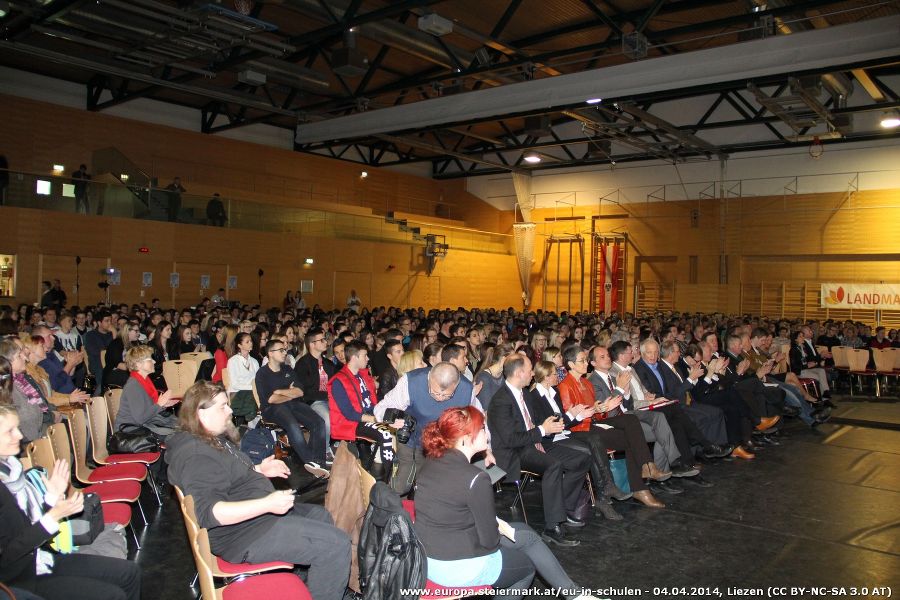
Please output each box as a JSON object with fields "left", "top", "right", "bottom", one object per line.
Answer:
{"left": 0, "top": 474, "right": 55, "bottom": 589}
{"left": 486, "top": 383, "right": 546, "bottom": 482}
{"left": 414, "top": 450, "right": 498, "bottom": 561}
{"left": 294, "top": 352, "right": 337, "bottom": 405}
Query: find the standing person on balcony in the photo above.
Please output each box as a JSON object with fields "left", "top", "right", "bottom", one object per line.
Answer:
{"left": 165, "top": 176, "right": 186, "bottom": 223}
{"left": 206, "top": 192, "right": 227, "bottom": 227}
{"left": 71, "top": 164, "right": 90, "bottom": 215}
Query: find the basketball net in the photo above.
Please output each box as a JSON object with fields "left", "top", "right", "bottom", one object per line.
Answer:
{"left": 513, "top": 223, "right": 536, "bottom": 308}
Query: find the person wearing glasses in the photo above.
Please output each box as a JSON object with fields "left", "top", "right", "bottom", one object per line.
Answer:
{"left": 373, "top": 362, "right": 484, "bottom": 495}
{"left": 116, "top": 345, "right": 179, "bottom": 439}
{"left": 102, "top": 321, "right": 141, "bottom": 390}
{"left": 254, "top": 339, "right": 329, "bottom": 478}
{"left": 294, "top": 327, "right": 337, "bottom": 446}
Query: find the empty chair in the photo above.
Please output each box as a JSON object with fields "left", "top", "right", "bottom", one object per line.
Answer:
{"left": 846, "top": 348, "right": 877, "bottom": 396}
{"left": 162, "top": 359, "right": 201, "bottom": 398}
{"left": 105, "top": 388, "right": 123, "bottom": 430}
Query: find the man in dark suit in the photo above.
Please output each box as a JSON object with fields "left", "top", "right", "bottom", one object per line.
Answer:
{"left": 633, "top": 339, "right": 729, "bottom": 465}
{"left": 487, "top": 355, "right": 590, "bottom": 547}
{"left": 656, "top": 341, "right": 731, "bottom": 452}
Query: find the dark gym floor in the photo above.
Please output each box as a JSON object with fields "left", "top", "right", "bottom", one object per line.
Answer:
{"left": 135, "top": 394, "right": 900, "bottom": 599}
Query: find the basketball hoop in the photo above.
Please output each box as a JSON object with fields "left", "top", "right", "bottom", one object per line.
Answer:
{"left": 808, "top": 136, "right": 824, "bottom": 160}
{"left": 234, "top": 0, "right": 253, "bottom": 15}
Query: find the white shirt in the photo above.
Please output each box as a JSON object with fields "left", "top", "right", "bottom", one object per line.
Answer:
{"left": 534, "top": 383, "right": 571, "bottom": 441}
{"left": 226, "top": 353, "right": 259, "bottom": 393}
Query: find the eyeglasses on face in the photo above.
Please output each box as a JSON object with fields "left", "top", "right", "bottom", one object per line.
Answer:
{"left": 270, "top": 347, "right": 288, "bottom": 354}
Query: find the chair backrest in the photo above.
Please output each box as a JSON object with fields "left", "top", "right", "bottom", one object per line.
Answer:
{"left": 815, "top": 345, "right": 830, "bottom": 358}
{"left": 871, "top": 348, "right": 894, "bottom": 373}
{"left": 26, "top": 436, "right": 56, "bottom": 471}
{"left": 831, "top": 346, "right": 850, "bottom": 368}
{"left": 19, "top": 455, "right": 33, "bottom": 470}
{"left": 220, "top": 368, "right": 230, "bottom": 392}
{"left": 889, "top": 347, "right": 900, "bottom": 370}
{"left": 193, "top": 530, "right": 221, "bottom": 600}
{"left": 181, "top": 493, "right": 201, "bottom": 537}
{"left": 63, "top": 407, "right": 97, "bottom": 483}
{"left": 47, "top": 423, "right": 72, "bottom": 467}
{"left": 86, "top": 397, "right": 111, "bottom": 463}
{"left": 105, "top": 388, "right": 122, "bottom": 431}
{"left": 846, "top": 348, "right": 871, "bottom": 372}
{"left": 181, "top": 351, "right": 212, "bottom": 364}
{"left": 162, "top": 360, "right": 200, "bottom": 397}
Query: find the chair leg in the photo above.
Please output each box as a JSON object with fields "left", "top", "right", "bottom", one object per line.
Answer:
{"left": 586, "top": 473, "right": 596, "bottom": 507}
{"left": 513, "top": 479, "right": 528, "bottom": 525}
{"left": 129, "top": 524, "right": 141, "bottom": 550}
{"left": 147, "top": 469, "right": 163, "bottom": 506}
{"left": 136, "top": 498, "right": 149, "bottom": 527}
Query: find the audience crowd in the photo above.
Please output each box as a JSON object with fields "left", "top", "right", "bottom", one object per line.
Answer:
{"left": 1, "top": 292, "right": 898, "bottom": 600}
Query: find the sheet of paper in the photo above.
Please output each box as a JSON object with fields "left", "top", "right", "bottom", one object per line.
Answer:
{"left": 496, "top": 517, "right": 516, "bottom": 542}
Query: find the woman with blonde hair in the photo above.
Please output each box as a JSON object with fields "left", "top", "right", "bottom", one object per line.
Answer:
{"left": 397, "top": 349, "right": 425, "bottom": 378}
{"left": 542, "top": 346, "right": 567, "bottom": 381}
{"left": 104, "top": 321, "right": 141, "bottom": 390}
{"left": 116, "top": 345, "right": 179, "bottom": 439}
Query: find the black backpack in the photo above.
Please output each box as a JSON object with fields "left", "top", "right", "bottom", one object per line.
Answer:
{"left": 239, "top": 424, "right": 275, "bottom": 464}
{"left": 358, "top": 482, "right": 426, "bottom": 600}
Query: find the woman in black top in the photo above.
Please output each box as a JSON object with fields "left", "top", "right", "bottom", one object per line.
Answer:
{"left": 415, "top": 406, "right": 600, "bottom": 600}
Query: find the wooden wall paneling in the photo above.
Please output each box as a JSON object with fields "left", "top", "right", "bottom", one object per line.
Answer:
{"left": 174, "top": 262, "right": 229, "bottom": 307}
{"left": 406, "top": 275, "right": 440, "bottom": 308}
{"left": 39, "top": 254, "right": 108, "bottom": 308}
{"left": 334, "top": 271, "right": 372, "bottom": 311}
{"left": 115, "top": 258, "right": 174, "bottom": 306}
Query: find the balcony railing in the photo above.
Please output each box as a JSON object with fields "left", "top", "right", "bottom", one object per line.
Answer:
{"left": 0, "top": 168, "right": 512, "bottom": 255}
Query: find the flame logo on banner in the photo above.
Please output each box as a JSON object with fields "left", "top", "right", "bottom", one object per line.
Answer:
{"left": 825, "top": 286, "right": 845, "bottom": 305}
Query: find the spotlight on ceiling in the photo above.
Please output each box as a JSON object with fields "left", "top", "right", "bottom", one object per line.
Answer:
{"left": 880, "top": 110, "right": 900, "bottom": 129}
{"left": 585, "top": 98, "right": 603, "bottom": 104}
{"left": 360, "top": 171, "right": 368, "bottom": 178}
{"left": 523, "top": 152, "right": 542, "bottom": 164}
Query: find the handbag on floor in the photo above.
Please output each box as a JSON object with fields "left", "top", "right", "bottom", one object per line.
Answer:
{"left": 108, "top": 424, "right": 162, "bottom": 454}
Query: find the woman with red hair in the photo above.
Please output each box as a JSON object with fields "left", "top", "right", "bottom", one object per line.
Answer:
{"left": 414, "top": 406, "right": 601, "bottom": 600}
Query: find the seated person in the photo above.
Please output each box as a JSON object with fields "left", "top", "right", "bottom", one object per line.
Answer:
{"left": 102, "top": 322, "right": 141, "bottom": 390}
{"left": 0, "top": 404, "right": 142, "bottom": 600}
{"left": 254, "top": 339, "right": 328, "bottom": 478}
{"left": 294, "top": 327, "right": 337, "bottom": 444}
{"left": 327, "top": 341, "right": 403, "bottom": 482}
{"left": 1, "top": 340, "right": 59, "bottom": 443}
{"left": 24, "top": 334, "right": 89, "bottom": 408}
{"left": 116, "top": 346, "right": 179, "bottom": 439}
{"left": 486, "top": 355, "right": 591, "bottom": 547}
{"left": 165, "top": 381, "right": 351, "bottom": 600}
{"left": 224, "top": 332, "right": 259, "bottom": 422}
{"left": 415, "top": 405, "right": 600, "bottom": 600}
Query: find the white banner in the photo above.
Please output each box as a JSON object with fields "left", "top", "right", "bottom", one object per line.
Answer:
{"left": 820, "top": 283, "right": 900, "bottom": 309}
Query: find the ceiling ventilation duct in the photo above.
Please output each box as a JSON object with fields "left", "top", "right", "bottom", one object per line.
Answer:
{"left": 332, "top": 29, "right": 369, "bottom": 77}
{"left": 417, "top": 13, "right": 453, "bottom": 37}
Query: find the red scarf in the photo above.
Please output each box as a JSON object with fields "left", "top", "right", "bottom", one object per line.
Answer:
{"left": 130, "top": 371, "right": 160, "bottom": 404}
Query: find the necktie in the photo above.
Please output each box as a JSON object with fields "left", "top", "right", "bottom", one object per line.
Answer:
{"left": 518, "top": 391, "right": 545, "bottom": 453}
{"left": 606, "top": 373, "right": 615, "bottom": 392}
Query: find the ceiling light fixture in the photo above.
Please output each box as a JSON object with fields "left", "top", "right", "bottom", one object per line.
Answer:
{"left": 586, "top": 98, "right": 603, "bottom": 104}
{"left": 360, "top": 170, "right": 368, "bottom": 178}
{"left": 880, "top": 110, "right": 900, "bottom": 129}
{"left": 523, "top": 152, "right": 542, "bottom": 164}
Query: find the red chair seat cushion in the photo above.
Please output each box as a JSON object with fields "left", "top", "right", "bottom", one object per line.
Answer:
{"left": 422, "top": 580, "right": 492, "bottom": 597}
{"left": 105, "top": 451, "right": 161, "bottom": 464}
{"left": 222, "top": 573, "right": 311, "bottom": 600}
{"left": 100, "top": 502, "right": 131, "bottom": 526}
{"left": 215, "top": 557, "right": 293, "bottom": 575}
{"left": 87, "top": 463, "right": 147, "bottom": 483}
{"left": 86, "top": 480, "right": 142, "bottom": 502}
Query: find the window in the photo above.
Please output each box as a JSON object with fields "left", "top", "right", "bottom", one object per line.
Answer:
{"left": 0, "top": 254, "right": 16, "bottom": 297}
{"left": 36, "top": 180, "right": 51, "bottom": 195}
{"left": 62, "top": 183, "right": 76, "bottom": 198}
